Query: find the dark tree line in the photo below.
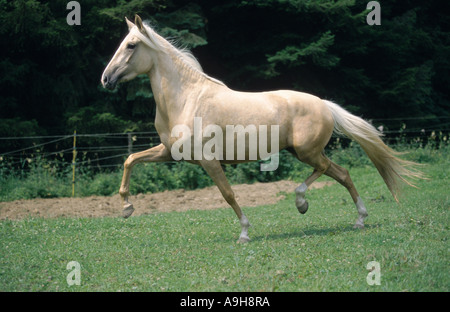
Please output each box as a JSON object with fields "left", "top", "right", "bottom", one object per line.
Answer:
{"left": 1, "top": 0, "right": 449, "bottom": 154}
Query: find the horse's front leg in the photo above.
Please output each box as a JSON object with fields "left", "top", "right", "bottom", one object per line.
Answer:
{"left": 119, "top": 144, "right": 172, "bottom": 218}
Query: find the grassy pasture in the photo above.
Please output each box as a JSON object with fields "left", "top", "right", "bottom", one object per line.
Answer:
{"left": 1, "top": 152, "right": 448, "bottom": 292}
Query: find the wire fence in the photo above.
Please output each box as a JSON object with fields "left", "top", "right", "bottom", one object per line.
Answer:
{"left": 0, "top": 131, "right": 161, "bottom": 170}
{"left": 1, "top": 116, "right": 449, "bottom": 171}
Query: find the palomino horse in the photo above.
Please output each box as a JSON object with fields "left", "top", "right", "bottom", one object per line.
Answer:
{"left": 101, "top": 15, "right": 422, "bottom": 243}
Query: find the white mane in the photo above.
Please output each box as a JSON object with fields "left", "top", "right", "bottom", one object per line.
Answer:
{"left": 129, "top": 24, "right": 225, "bottom": 86}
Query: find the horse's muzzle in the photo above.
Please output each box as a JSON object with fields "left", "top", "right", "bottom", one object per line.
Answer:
{"left": 101, "top": 74, "right": 118, "bottom": 90}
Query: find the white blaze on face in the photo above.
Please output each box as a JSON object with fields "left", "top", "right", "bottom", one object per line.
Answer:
{"left": 101, "top": 32, "right": 134, "bottom": 87}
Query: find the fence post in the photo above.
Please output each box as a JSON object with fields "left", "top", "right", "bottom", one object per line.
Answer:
{"left": 128, "top": 132, "right": 133, "bottom": 155}
{"left": 72, "top": 130, "right": 77, "bottom": 197}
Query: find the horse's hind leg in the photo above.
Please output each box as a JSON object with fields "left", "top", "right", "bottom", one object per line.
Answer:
{"left": 295, "top": 169, "right": 323, "bottom": 214}
{"left": 324, "top": 161, "right": 368, "bottom": 228}
{"left": 293, "top": 151, "right": 331, "bottom": 214}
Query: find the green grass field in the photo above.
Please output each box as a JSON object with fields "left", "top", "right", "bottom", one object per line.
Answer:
{"left": 1, "top": 148, "right": 449, "bottom": 292}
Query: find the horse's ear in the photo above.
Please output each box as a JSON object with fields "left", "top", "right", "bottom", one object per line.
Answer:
{"left": 125, "top": 17, "right": 134, "bottom": 30}
{"left": 135, "top": 14, "right": 145, "bottom": 32}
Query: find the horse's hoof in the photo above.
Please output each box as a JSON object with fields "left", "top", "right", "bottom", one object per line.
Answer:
{"left": 122, "top": 203, "right": 135, "bottom": 218}
{"left": 296, "top": 200, "right": 309, "bottom": 214}
{"left": 237, "top": 236, "right": 250, "bottom": 244}
{"left": 353, "top": 222, "right": 364, "bottom": 229}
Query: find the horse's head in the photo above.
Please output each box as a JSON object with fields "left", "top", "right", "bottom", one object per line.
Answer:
{"left": 101, "top": 15, "right": 156, "bottom": 90}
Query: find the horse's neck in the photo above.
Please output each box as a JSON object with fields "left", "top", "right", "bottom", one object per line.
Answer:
{"left": 148, "top": 48, "right": 205, "bottom": 130}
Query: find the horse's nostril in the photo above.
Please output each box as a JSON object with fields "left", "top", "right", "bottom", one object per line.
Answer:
{"left": 102, "top": 75, "right": 108, "bottom": 84}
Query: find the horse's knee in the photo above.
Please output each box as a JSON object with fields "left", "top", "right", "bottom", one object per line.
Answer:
{"left": 124, "top": 154, "right": 135, "bottom": 169}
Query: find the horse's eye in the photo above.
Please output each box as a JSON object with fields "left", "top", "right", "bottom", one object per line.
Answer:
{"left": 127, "top": 43, "right": 136, "bottom": 50}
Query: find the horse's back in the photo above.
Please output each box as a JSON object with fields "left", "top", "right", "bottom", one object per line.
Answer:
{"left": 203, "top": 87, "right": 327, "bottom": 120}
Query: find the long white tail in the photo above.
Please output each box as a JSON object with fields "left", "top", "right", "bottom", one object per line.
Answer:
{"left": 324, "top": 100, "right": 424, "bottom": 201}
